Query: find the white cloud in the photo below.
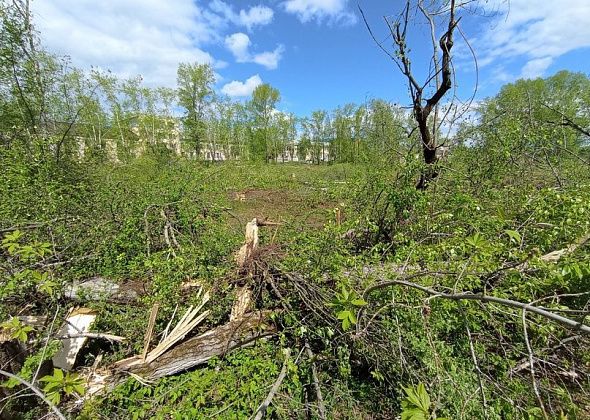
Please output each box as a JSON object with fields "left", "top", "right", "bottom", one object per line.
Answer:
{"left": 225, "top": 33, "right": 251, "bottom": 62}
{"left": 221, "top": 74, "right": 263, "bottom": 97}
{"left": 224, "top": 33, "right": 284, "bottom": 70}
{"left": 31, "top": 0, "right": 223, "bottom": 87}
{"left": 520, "top": 57, "right": 554, "bottom": 79}
{"left": 252, "top": 47, "right": 285, "bottom": 69}
{"left": 477, "top": 0, "right": 590, "bottom": 79}
{"left": 283, "top": 0, "right": 357, "bottom": 25}
{"left": 209, "top": 1, "right": 274, "bottom": 31}
{"left": 239, "top": 6, "right": 274, "bottom": 30}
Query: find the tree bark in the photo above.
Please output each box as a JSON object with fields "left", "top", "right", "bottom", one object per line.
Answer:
{"left": 116, "top": 310, "right": 276, "bottom": 381}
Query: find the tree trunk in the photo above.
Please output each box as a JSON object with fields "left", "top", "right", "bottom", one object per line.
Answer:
{"left": 115, "top": 310, "right": 275, "bottom": 381}
{"left": 416, "top": 111, "right": 439, "bottom": 189}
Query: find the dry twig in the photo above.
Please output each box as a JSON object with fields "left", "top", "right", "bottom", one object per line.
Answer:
{"left": 252, "top": 348, "right": 291, "bottom": 420}
{"left": 0, "top": 369, "right": 66, "bottom": 420}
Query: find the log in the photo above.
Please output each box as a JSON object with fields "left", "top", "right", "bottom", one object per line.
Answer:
{"left": 118, "top": 310, "right": 275, "bottom": 381}
{"left": 64, "top": 277, "right": 146, "bottom": 303}
{"left": 517, "top": 231, "right": 590, "bottom": 271}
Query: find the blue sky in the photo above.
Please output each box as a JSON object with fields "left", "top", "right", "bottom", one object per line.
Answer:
{"left": 31, "top": 0, "right": 590, "bottom": 117}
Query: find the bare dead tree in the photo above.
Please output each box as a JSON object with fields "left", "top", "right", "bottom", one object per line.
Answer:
{"left": 360, "top": 0, "right": 461, "bottom": 189}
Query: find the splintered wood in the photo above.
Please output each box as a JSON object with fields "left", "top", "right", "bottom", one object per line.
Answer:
{"left": 65, "top": 277, "right": 145, "bottom": 303}
{"left": 230, "top": 218, "right": 259, "bottom": 321}
{"left": 83, "top": 219, "right": 277, "bottom": 397}
{"left": 126, "top": 310, "right": 275, "bottom": 380}
{"left": 84, "top": 310, "right": 275, "bottom": 396}
{"left": 235, "top": 218, "right": 259, "bottom": 267}
{"left": 53, "top": 308, "right": 97, "bottom": 371}
{"left": 230, "top": 286, "right": 253, "bottom": 321}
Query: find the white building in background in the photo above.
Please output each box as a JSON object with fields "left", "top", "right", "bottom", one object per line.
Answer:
{"left": 69, "top": 120, "right": 332, "bottom": 163}
{"left": 202, "top": 149, "right": 226, "bottom": 161}
{"left": 276, "top": 144, "right": 300, "bottom": 162}
{"left": 274, "top": 143, "right": 331, "bottom": 163}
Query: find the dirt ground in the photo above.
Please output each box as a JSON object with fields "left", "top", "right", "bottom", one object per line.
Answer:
{"left": 227, "top": 188, "right": 339, "bottom": 229}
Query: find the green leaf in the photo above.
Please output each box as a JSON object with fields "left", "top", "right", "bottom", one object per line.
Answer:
{"left": 46, "top": 391, "right": 61, "bottom": 405}
{"left": 1, "top": 318, "right": 34, "bottom": 342}
{"left": 415, "top": 383, "right": 430, "bottom": 411}
{"left": 401, "top": 383, "right": 431, "bottom": 420}
{"left": 337, "top": 310, "right": 350, "bottom": 320}
{"left": 401, "top": 408, "right": 427, "bottom": 420}
{"left": 505, "top": 229, "right": 522, "bottom": 244}
{"left": 73, "top": 384, "right": 86, "bottom": 395}
{"left": 341, "top": 317, "right": 351, "bottom": 331}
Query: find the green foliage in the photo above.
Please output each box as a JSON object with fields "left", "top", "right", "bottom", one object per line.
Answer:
{"left": 248, "top": 83, "right": 281, "bottom": 162}
{"left": 401, "top": 383, "right": 448, "bottom": 420}
{"left": 82, "top": 344, "right": 300, "bottom": 419}
{"left": 401, "top": 383, "right": 431, "bottom": 420}
{"left": 1, "top": 230, "right": 51, "bottom": 261}
{"left": 40, "top": 368, "right": 85, "bottom": 405}
{"left": 2, "top": 5, "right": 590, "bottom": 417}
{"left": 0, "top": 317, "right": 33, "bottom": 342}
{"left": 330, "top": 284, "right": 367, "bottom": 331}
{"left": 0, "top": 230, "right": 56, "bottom": 298}
{"left": 177, "top": 62, "right": 215, "bottom": 155}
{"left": 2, "top": 339, "right": 60, "bottom": 390}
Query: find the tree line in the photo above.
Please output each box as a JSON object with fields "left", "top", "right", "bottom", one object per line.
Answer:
{"left": 1, "top": 0, "right": 589, "bottom": 171}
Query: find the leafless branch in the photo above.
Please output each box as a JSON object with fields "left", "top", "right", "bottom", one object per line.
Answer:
{"left": 0, "top": 369, "right": 66, "bottom": 420}
{"left": 363, "top": 276, "right": 590, "bottom": 334}
{"left": 252, "top": 348, "right": 291, "bottom": 420}
{"left": 522, "top": 309, "right": 548, "bottom": 419}
{"left": 305, "top": 341, "right": 327, "bottom": 420}
{"left": 358, "top": 6, "right": 397, "bottom": 63}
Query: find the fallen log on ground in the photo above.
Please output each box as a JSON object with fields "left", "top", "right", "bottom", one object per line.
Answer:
{"left": 84, "top": 310, "right": 276, "bottom": 396}
{"left": 82, "top": 218, "right": 277, "bottom": 398}
{"left": 64, "top": 277, "right": 146, "bottom": 303}
{"left": 516, "top": 231, "right": 590, "bottom": 271}
{"left": 64, "top": 277, "right": 202, "bottom": 304}
{"left": 123, "top": 310, "right": 275, "bottom": 380}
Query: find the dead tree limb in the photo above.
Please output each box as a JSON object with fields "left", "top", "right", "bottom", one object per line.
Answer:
{"left": 0, "top": 369, "right": 66, "bottom": 420}
{"left": 391, "top": 0, "right": 459, "bottom": 188}
{"left": 118, "top": 310, "right": 276, "bottom": 381}
{"left": 252, "top": 348, "right": 291, "bottom": 420}
{"left": 542, "top": 103, "right": 590, "bottom": 138}
{"left": 522, "top": 309, "right": 549, "bottom": 420}
{"left": 305, "top": 341, "right": 327, "bottom": 420}
{"left": 465, "top": 323, "right": 488, "bottom": 416}
{"left": 363, "top": 278, "right": 590, "bottom": 334}
{"left": 361, "top": 0, "right": 462, "bottom": 189}
{"left": 142, "top": 303, "right": 160, "bottom": 361}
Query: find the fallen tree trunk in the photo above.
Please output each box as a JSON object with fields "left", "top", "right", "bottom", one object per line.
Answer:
{"left": 125, "top": 310, "right": 275, "bottom": 380}
{"left": 85, "top": 310, "right": 276, "bottom": 397}
{"left": 64, "top": 277, "right": 145, "bottom": 303}
{"left": 64, "top": 277, "right": 201, "bottom": 304}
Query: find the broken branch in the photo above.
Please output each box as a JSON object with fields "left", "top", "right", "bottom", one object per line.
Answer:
{"left": 363, "top": 278, "right": 590, "bottom": 334}
{"left": 252, "top": 348, "right": 291, "bottom": 420}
